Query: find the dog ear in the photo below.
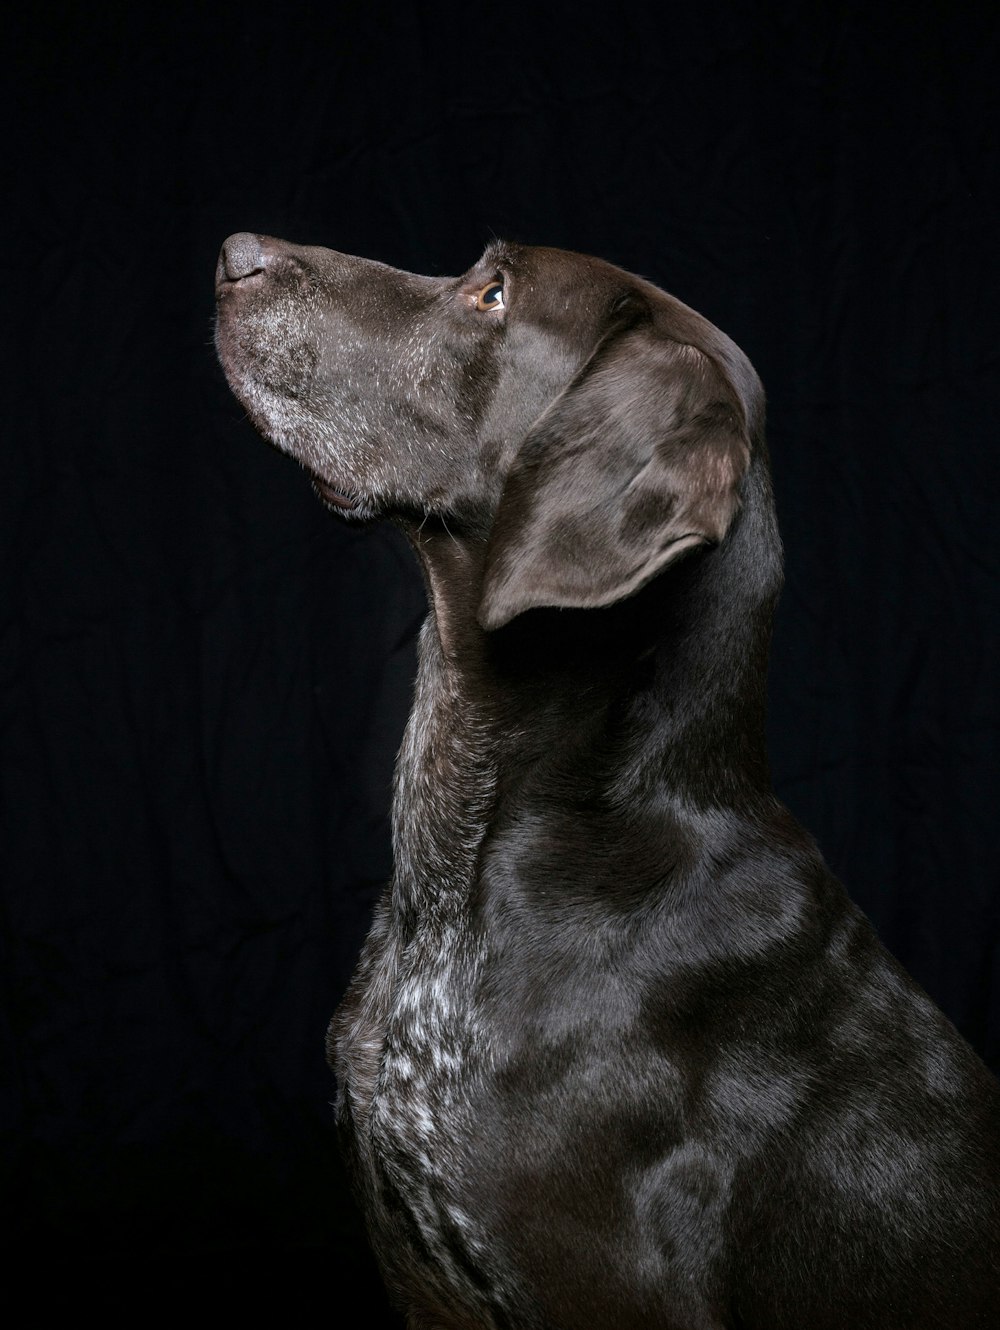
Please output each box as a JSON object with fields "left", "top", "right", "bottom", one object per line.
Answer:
{"left": 478, "top": 324, "right": 754, "bottom": 631}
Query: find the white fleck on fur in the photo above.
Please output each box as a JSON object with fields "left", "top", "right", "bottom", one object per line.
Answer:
{"left": 332, "top": 618, "right": 510, "bottom": 1322}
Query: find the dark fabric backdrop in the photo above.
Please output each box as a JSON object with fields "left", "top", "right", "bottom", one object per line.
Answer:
{"left": 5, "top": 0, "right": 999, "bottom": 1320}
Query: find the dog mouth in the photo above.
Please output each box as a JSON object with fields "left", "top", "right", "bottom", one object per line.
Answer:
{"left": 308, "top": 470, "right": 361, "bottom": 513}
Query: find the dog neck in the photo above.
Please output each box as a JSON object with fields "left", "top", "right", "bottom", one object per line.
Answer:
{"left": 392, "top": 464, "right": 783, "bottom": 918}
{"left": 638, "top": 456, "right": 784, "bottom": 806}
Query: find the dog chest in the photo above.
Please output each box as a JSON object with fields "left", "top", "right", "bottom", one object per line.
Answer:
{"left": 339, "top": 913, "right": 516, "bottom": 1319}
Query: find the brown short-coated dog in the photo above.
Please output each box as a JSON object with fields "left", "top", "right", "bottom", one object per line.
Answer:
{"left": 215, "top": 232, "right": 1000, "bottom": 1329}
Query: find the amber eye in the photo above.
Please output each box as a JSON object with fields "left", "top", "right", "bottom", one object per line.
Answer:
{"left": 474, "top": 280, "right": 505, "bottom": 312}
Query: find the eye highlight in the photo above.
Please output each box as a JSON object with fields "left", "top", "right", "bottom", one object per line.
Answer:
{"left": 474, "top": 279, "right": 505, "bottom": 312}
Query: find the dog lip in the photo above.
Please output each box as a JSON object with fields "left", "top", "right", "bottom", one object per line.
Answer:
{"left": 215, "top": 269, "right": 264, "bottom": 299}
{"left": 310, "top": 473, "right": 360, "bottom": 511}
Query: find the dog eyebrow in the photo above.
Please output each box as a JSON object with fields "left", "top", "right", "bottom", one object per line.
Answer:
{"left": 479, "top": 238, "right": 518, "bottom": 271}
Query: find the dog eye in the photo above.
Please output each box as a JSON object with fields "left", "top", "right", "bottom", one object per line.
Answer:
{"left": 475, "top": 280, "right": 505, "bottom": 312}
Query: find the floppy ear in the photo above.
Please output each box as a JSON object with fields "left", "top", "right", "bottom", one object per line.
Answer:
{"left": 478, "top": 324, "right": 753, "bottom": 631}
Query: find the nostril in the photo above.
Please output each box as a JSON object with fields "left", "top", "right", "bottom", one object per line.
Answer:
{"left": 221, "top": 232, "right": 264, "bottom": 282}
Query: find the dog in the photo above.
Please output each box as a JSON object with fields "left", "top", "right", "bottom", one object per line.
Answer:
{"left": 215, "top": 232, "right": 1000, "bottom": 1329}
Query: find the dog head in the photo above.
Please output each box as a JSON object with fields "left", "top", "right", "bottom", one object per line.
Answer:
{"left": 215, "top": 236, "right": 764, "bottom": 629}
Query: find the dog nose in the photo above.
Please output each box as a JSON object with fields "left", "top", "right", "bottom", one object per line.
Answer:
{"left": 220, "top": 232, "right": 265, "bottom": 282}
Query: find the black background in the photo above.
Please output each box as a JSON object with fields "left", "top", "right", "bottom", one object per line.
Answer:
{"left": 5, "top": 1, "right": 999, "bottom": 1321}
